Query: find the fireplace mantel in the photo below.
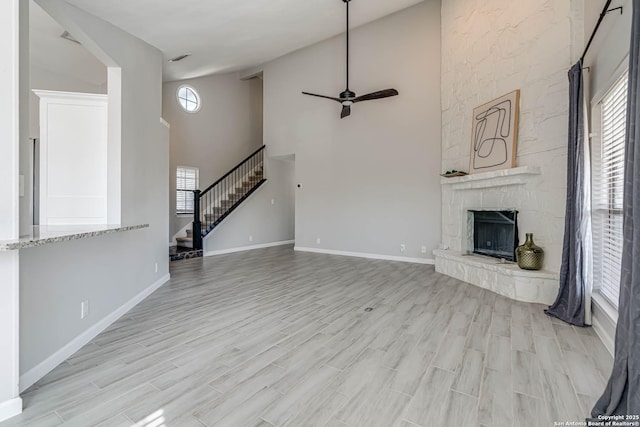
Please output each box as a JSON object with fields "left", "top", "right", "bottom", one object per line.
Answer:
{"left": 441, "top": 166, "right": 541, "bottom": 190}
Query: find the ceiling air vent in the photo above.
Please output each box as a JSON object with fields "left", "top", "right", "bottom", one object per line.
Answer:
{"left": 60, "top": 31, "right": 81, "bottom": 45}
{"left": 168, "top": 54, "right": 191, "bottom": 63}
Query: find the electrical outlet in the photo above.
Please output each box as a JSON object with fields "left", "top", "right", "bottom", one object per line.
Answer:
{"left": 81, "top": 300, "right": 89, "bottom": 319}
{"left": 421, "top": 246, "right": 427, "bottom": 254}
{"left": 271, "top": 199, "right": 275, "bottom": 205}
{"left": 400, "top": 244, "right": 406, "bottom": 253}
{"left": 249, "top": 235, "right": 253, "bottom": 242}
{"left": 316, "top": 238, "right": 321, "bottom": 245}
{"left": 155, "top": 262, "right": 158, "bottom": 273}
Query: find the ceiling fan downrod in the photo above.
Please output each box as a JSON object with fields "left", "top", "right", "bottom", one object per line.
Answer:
{"left": 341, "top": 0, "right": 355, "bottom": 99}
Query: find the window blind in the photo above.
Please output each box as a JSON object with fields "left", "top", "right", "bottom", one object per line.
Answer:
{"left": 176, "top": 166, "right": 198, "bottom": 214}
{"left": 593, "top": 72, "right": 628, "bottom": 308}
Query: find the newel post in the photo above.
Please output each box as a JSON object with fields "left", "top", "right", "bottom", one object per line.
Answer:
{"left": 192, "top": 190, "right": 202, "bottom": 250}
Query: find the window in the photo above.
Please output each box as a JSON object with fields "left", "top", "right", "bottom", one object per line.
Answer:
{"left": 176, "top": 166, "right": 199, "bottom": 214}
{"left": 177, "top": 85, "right": 201, "bottom": 113}
{"left": 593, "top": 71, "right": 628, "bottom": 308}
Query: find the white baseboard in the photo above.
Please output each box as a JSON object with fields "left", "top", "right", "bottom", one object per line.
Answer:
{"left": 19, "top": 274, "right": 171, "bottom": 392}
{"left": 592, "top": 295, "right": 616, "bottom": 357}
{"left": 294, "top": 247, "right": 435, "bottom": 265}
{"left": 0, "top": 398, "right": 22, "bottom": 423}
{"left": 205, "top": 240, "right": 294, "bottom": 257}
{"left": 592, "top": 315, "right": 615, "bottom": 357}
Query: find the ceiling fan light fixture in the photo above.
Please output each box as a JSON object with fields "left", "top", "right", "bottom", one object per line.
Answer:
{"left": 340, "top": 90, "right": 356, "bottom": 99}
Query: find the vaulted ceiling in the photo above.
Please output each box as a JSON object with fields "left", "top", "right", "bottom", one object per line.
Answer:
{"left": 62, "top": 0, "right": 425, "bottom": 81}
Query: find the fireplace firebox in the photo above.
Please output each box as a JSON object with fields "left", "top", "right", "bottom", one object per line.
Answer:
{"left": 468, "top": 210, "right": 519, "bottom": 261}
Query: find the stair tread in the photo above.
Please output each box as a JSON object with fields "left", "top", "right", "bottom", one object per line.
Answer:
{"left": 198, "top": 177, "right": 266, "bottom": 239}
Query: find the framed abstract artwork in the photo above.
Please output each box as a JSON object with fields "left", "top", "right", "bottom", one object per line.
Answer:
{"left": 469, "top": 90, "right": 520, "bottom": 174}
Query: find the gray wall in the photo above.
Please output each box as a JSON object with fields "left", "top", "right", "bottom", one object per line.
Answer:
{"left": 163, "top": 74, "right": 263, "bottom": 238}
{"left": 30, "top": 65, "right": 106, "bottom": 139}
{"left": 29, "top": 0, "right": 108, "bottom": 139}
{"left": 27, "top": 67, "right": 106, "bottom": 227}
{"left": 262, "top": 1, "right": 442, "bottom": 261}
{"left": 21, "top": 0, "right": 169, "bottom": 376}
{"left": 204, "top": 155, "right": 295, "bottom": 253}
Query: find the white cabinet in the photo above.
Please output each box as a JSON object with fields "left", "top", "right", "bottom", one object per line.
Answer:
{"left": 34, "top": 90, "right": 108, "bottom": 225}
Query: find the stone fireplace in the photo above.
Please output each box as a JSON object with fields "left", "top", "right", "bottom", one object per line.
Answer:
{"left": 434, "top": 166, "right": 560, "bottom": 305}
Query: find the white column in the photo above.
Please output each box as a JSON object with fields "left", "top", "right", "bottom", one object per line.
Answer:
{"left": 0, "top": 253, "right": 21, "bottom": 422}
{"left": 0, "top": 0, "right": 24, "bottom": 422}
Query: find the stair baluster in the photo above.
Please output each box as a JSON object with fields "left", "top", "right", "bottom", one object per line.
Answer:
{"left": 191, "top": 145, "right": 266, "bottom": 250}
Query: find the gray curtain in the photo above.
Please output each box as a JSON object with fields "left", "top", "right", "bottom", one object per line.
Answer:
{"left": 545, "top": 61, "right": 591, "bottom": 327}
{"left": 592, "top": 1, "right": 640, "bottom": 416}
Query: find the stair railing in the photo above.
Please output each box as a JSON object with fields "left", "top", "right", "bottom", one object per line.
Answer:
{"left": 192, "top": 145, "right": 266, "bottom": 250}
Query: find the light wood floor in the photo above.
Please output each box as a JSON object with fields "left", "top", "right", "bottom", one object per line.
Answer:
{"left": 2, "top": 245, "right": 613, "bottom": 427}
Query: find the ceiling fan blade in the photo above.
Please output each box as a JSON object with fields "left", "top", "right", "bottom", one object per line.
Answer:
{"left": 302, "top": 92, "right": 343, "bottom": 103}
{"left": 341, "top": 105, "right": 351, "bottom": 119}
{"left": 353, "top": 89, "right": 399, "bottom": 103}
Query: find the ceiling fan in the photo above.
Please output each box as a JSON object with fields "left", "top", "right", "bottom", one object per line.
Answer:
{"left": 302, "top": 0, "right": 399, "bottom": 119}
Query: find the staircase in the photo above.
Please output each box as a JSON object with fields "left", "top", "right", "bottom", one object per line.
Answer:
{"left": 171, "top": 146, "right": 266, "bottom": 261}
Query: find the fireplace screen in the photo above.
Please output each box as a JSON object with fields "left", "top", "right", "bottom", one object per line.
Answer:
{"left": 469, "top": 210, "right": 518, "bottom": 261}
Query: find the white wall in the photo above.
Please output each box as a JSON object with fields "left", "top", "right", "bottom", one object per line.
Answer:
{"left": 20, "top": 0, "right": 169, "bottom": 383}
{"left": 262, "top": 1, "right": 442, "bottom": 261}
{"left": 440, "top": 0, "right": 583, "bottom": 273}
{"left": 163, "top": 74, "right": 263, "bottom": 238}
{"left": 18, "top": 2, "right": 32, "bottom": 238}
{"left": 0, "top": 0, "right": 26, "bottom": 421}
{"left": 585, "top": 0, "right": 631, "bottom": 101}
{"left": 583, "top": 0, "right": 631, "bottom": 354}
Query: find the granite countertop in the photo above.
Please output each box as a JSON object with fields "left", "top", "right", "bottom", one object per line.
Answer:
{"left": 0, "top": 224, "right": 149, "bottom": 251}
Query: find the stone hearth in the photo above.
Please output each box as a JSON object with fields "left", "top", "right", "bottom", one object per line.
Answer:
{"left": 434, "top": 249, "right": 559, "bottom": 304}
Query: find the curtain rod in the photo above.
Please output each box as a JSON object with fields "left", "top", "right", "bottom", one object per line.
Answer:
{"left": 581, "top": 0, "right": 623, "bottom": 63}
